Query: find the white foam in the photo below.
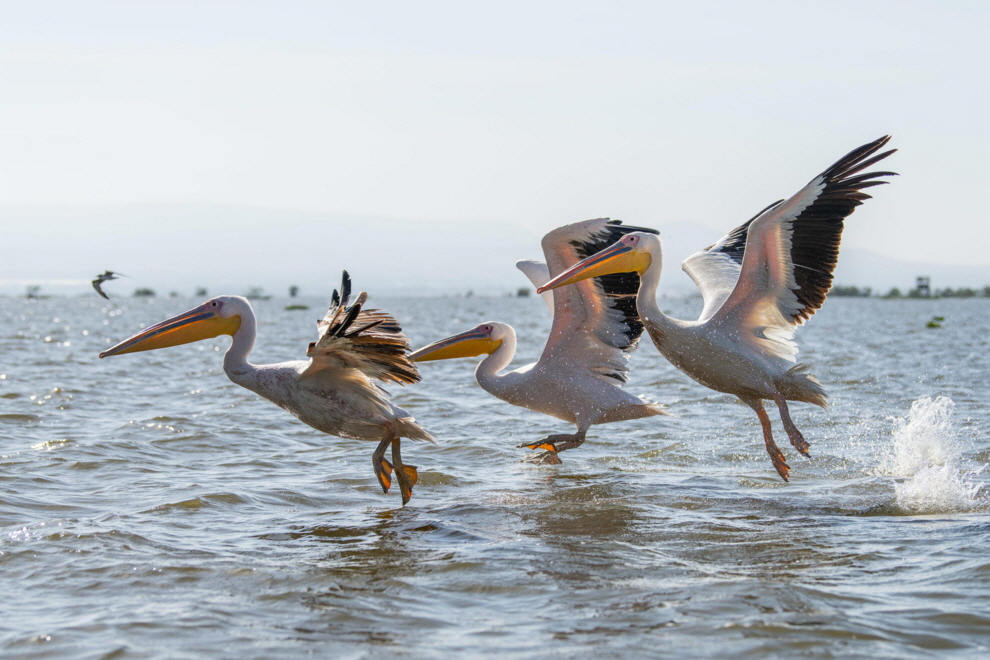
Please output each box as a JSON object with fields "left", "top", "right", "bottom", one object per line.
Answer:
{"left": 877, "top": 397, "right": 988, "bottom": 515}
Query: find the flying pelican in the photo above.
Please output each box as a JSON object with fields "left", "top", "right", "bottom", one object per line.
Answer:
{"left": 539, "top": 136, "right": 896, "bottom": 481}
{"left": 410, "top": 219, "right": 667, "bottom": 464}
{"left": 92, "top": 271, "right": 125, "bottom": 299}
{"left": 99, "top": 272, "right": 434, "bottom": 504}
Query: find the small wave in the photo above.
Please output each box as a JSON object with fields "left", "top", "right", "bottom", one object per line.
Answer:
{"left": 876, "top": 397, "right": 988, "bottom": 515}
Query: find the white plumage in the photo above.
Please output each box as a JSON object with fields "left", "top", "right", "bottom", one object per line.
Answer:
{"left": 514, "top": 259, "right": 555, "bottom": 315}
{"left": 541, "top": 137, "right": 896, "bottom": 480}
{"left": 412, "top": 219, "right": 667, "bottom": 464}
{"left": 100, "top": 272, "right": 433, "bottom": 504}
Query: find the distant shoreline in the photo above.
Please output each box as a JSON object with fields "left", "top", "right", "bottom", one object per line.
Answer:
{"left": 828, "top": 285, "right": 990, "bottom": 300}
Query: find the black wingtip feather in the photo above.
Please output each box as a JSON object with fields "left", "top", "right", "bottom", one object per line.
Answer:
{"left": 345, "top": 319, "right": 384, "bottom": 338}
{"left": 335, "top": 300, "right": 364, "bottom": 337}
{"left": 788, "top": 136, "right": 897, "bottom": 323}
{"left": 604, "top": 218, "right": 660, "bottom": 235}
{"left": 570, "top": 220, "right": 661, "bottom": 350}
{"left": 703, "top": 199, "right": 787, "bottom": 264}
{"left": 339, "top": 271, "right": 351, "bottom": 308}
{"left": 819, "top": 136, "right": 894, "bottom": 183}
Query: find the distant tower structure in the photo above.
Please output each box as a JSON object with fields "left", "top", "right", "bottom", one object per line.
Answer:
{"left": 916, "top": 276, "right": 931, "bottom": 297}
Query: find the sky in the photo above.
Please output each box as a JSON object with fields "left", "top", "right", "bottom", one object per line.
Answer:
{"left": 1, "top": 1, "right": 988, "bottom": 295}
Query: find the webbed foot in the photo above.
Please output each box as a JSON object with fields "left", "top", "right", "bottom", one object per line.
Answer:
{"left": 787, "top": 428, "right": 811, "bottom": 458}
{"left": 517, "top": 433, "right": 584, "bottom": 464}
{"left": 518, "top": 435, "right": 568, "bottom": 465}
{"left": 766, "top": 444, "right": 790, "bottom": 482}
{"left": 372, "top": 426, "right": 397, "bottom": 495}
{"left": 522, "top": 449, "right": 563, "bottom": 465}
{"left": 396, "top": 464, "right": 418, "bottom": 505}
{"left": 391, "top": 439, "right": 417, "bottom": 506}
{"left": 374, "top": 458, "right": 393, "bottom": 494}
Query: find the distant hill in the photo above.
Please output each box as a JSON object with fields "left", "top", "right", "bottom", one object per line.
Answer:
{"left": 1, "top": 205, "right": 986, "bottom": 297}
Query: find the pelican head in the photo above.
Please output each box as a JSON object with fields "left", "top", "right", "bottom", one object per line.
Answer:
{"left": 99, "top": 296, "right": 248, "bottom": 358}
{"left": 538, "top": 232, "right": 658, "bottom": 294}
{"left": 409, "top": 322, "right": 508, "bottom": 362}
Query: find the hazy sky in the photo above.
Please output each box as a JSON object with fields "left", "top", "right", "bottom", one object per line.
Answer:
{"left": 1, "top": 1, "right": 988, "bottom": 293}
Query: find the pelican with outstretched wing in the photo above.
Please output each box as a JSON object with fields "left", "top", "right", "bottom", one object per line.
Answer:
{"left": 100, "top": 272, "right": 435, "bottom": 504}
{"left": 540, "top": 136, "right": 896, "bottom": 481}
{"left": 410, "top": 219, "right": 667, "bottom": 464}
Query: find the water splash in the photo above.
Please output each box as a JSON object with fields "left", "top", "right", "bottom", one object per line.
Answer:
{"left": 877, "top": 397, "right": 988, "bottom": 514}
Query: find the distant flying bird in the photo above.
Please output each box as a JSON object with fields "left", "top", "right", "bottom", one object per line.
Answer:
{"left": 410, "top": 219, "right": 667, "bottom": 464}
{"left": 100, "top": 272, "right": 435, "bottom": 505}
{"left": 92, "top": 271, "right": 124, "bottom": 299}
{"left": 540, "top": 136, "right": 896, "bottom": 481}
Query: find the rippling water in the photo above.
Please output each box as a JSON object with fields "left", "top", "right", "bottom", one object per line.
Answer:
{"left": 2, "top": 294, "right": 988, "bottom": 658}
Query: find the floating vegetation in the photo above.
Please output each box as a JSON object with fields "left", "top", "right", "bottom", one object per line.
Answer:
{"left": 285, "top": 304, "right": 309, "bottom": 311}
{"left": 829, "top": 285, "right": 871, "bottom": 297}
{"left": 926, "top": 316, "right": 943, "bottom": 329}
{"left": 877, "top": 286, "right": 989, "bottom": 300}
{"left": 133, "top": 288, "right": 156, "bottom": 297}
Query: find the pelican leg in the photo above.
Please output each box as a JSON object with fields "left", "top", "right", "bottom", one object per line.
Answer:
{"left": 372, "top": 425, "right": 396, "bottom": 495}
{"left": 772, "top": 394, "right": 811, "bottom": 458}
{"left": 391, "top": 438, "right": 418, "bottom": 506}
{"left": 749, "top": 400, "right": 789, "bottom": 482}
{"left": 550, "top": 429, "right": 587, "bottom": 453}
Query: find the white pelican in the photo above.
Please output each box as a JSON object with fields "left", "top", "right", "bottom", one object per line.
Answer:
{"left": 99, "top": 272, "right": 435, "bottom": 505}
{"left": 92, "top": 271, "right": 125, "bottom": 299}
{"left": 410, "top": 219, "right": 667, "bottom": 464}
{"left": 540, "top": 136, "right": 896, "bottom": 481}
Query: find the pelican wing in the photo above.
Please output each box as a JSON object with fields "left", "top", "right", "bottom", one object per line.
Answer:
{"left": 301, "top": 271, "right": 420, "bottom": 385}
{"left": 515, "top": 259, "right": 555, "bottom": 316}
{"left": 711, "top": 136, "right": 896, "bottom": 361}
{"left": 681, "top": 200, "right": 784, "bottom": 322}
{"left": 540, "top": 218, "right": 659, "bottom": 383}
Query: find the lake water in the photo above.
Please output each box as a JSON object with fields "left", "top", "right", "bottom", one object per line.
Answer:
{"left": 2, "top": 294, "right": 988, "bottom": 658}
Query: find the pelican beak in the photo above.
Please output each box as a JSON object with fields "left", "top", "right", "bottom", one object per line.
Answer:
{"left": 409, "top": 330, "right": 502, "bottom": 362}
{"left": 99, "top": 304, "right": 241, "bottom": 358}
{"left": 537, "top": 242, "right": 651, "bottom": 293}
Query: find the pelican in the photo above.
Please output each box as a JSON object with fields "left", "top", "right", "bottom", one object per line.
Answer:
{"left": 540, "top": 136, "right": 896, "bottom": 480}
{"left": 99, "top": 272, "right": 434, "bottom": 504}
{"left": 410, "top": 219, "right": 667, "bottom": 464}
{"left": 92, "top": 271, "right": 125, "bottom": 299}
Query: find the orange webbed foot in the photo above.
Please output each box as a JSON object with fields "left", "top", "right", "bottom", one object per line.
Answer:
{"left": 375, "top": 458, "right": 394, "bottom": 494}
